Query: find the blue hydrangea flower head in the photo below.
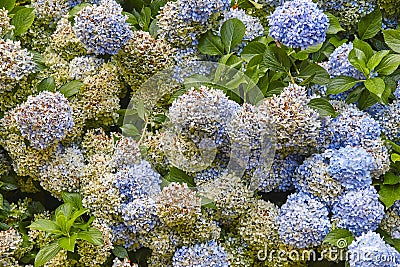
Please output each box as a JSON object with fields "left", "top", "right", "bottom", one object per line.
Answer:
{"left": 220, "top": 8, "right": 264, "bottom": 41}
{"left": 172, "top": 241, "right": 230, "bottom": 267}
{"left": 327, "top": 146, "right": 374, "bottom": 190}
{"left": 120, "top": 197, "right": 159, "bottom": 234}
{"left": 271, "top": 153, "right": 304, "bottom": 192}
{"left": 113, "top": 160, "right": 162, "bottom": 202}
{"left": 268, "top": 0, "right": 329, "bottom": 49}
{"left": 324, "top": 105, "right": 381, "bottom": 149}
{"left": 297, "top": 150, "right": 345, "bottom": 205}
{"left": 348, "top": 231, "right": 400, "bottom": 267}
{"left": 177, "top": 0, "right": 230, "bottom": 24}
{"left": 332, "top": 186, "right": 385, "bottom": 236}
{"left": 278, "top": 192, "right": 331, "bottom": 248}
{"left": 14, "top": 91, "right": 74, "bottom": 150}
{"left": 73, "top": 0, "right": 132, "bottom": 55}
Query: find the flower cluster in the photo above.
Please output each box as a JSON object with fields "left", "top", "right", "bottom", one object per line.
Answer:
{"left": 0, "top": 8, "right": 13, "bottom": 37}
{"left": 172, "top": 241, "right": 230, "bottom": 267}
{"left": 348, "top": 231, "right": 400, "bottom": 267}
{"left": 0, "top": 39, "right": 36, "bottom": 92}
{"left": 158, "top": 0, "right": 229, "bottom": 47}
{"left": 259, "top": 83, "right": 321, "bottom": 156}
{"left": 268, "top": 0, "right": 329, "bottom": 49}
{"left": 277, "top": 192, "right": 331, "bottom": 249}
{"left": 113, "top": 30, "right": 174, "bottom": 91}
{"left": 73, "top": 0, "right": 132, "bottom": 55}
{"left": 13, "top": 91, "right": 74, "bottom": 150}
{"left": 332, "top": 186, "right": 385, "bottom": 236}
{"left": 318, "top": 0, "right": 377, "bottom": 30}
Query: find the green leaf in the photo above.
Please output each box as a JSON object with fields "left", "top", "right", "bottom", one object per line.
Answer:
{"left": 58, "top": 234, "right": 78, "bottom": 252}
{"left": 358, "top": 88, "right": 378, "bottom": 110}
{"left": 112, "top": 245, "right": 129, "bottom": 259}
{"left": 298, "top": 63, "right": 330, "bottom": 85}
{"left": 0, "top": 194, "right": 3, "bottom": 210}
{"left": 383, "top": 29, "right": 400, "bottom": 53}
{"left": 138, "top": 7, "right": 151, "bottom": 31}
{"left": 308, "top": 98, "right": 337, "bottom": 117}
{"left": 323, "top": 228, "right": 354, "bottom": 248}
{"left": 149, "top": 0, "right": 167, "bottom": 16}
{"left": 120, "top": 124, "right": 140, "bottom": 139}
{"left": 240, "top": 42, "right": 266, "bottom": 62}
{"left": 292, "top": 43, "right": 323, "bottom": 60}
{"left": 62, "top": 192, "right": 83, "bottom": 209}
{"left": 165, "top": 167, "right": 195, "bottom": 187}
{"left": 392, "top": 153, "right": 400, "bottom": 163}
{"left": 149, "top": 19, "right": 159, "bottom": 38}
{"left": 59, "top": 80, "right": 83, "bottom": 98}
{"left": 354, "top": 38, "right": 374, "bottom": 59}
{"left": 348, "top": 44, "right": 369, "bottom": 75}
{"left": 123, "top": 12, "right": 138, "bottom": 26}
{"left": 375, "top": 54, "right": 400, "bottom": 75}
{"left": 388, "top": 140, "right": 400, "bottom": 154}
{"left": 220, "top": 18, "right": 246, "bottom": 53}
{"left": 367, "top": 50, "right": 390, "bottom": 71}
{"left": 37, "top": 77, "right": 56, "bottom": 93}
{"left": 364, "top": 77, "right": 385, "bottom": 98}
{"left": 261, "top": 46, "right": 291, "bottom": 73}
{"left": 66, "top": 209, "right": 88, "bottom": 232}
{"left": 326, "top": 76, "right": 360, "bottom": 95}
{"left": 0, "top": 0, "right": 15, "bottom": 11}
{"left": 358, "top": 8, "right": 382, "bottom": 40}
{"left": 384, "top": 173, "right": 400, "bottom": 185}
{"left": 77, "top": 227, "right": 104, "bottom": 246}
{"left": 136, "top": 100, "right": 146, "bottom": 121}
{"left": 198, "top": 31, "right": 224, "bottom": 56}
{"left": 29, "top": 219, "right": 62, "bottom": 234}
{"left": 379, "top": 184, "right": 400, "bottom": 208}
{"left": 325, "top": 12, "right": 345, "bottom": 34}
{"left": 34, "top": 242, "right": 62, "bottom": 267}
{"left": 329, "top": 36, "right": 347, "bottom": 48}
{"left": 11, "top": 7, "right": 35, "bottom": 36}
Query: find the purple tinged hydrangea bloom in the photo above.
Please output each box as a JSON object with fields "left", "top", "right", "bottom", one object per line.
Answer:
{"left": 14, "top": 91, "right": 74, "bottom": 150}
{"left": 332, "top": 186, "right": 385, "bottom": 236}
{"left": 73, "top": 0, "right": 132, "bottom": 55}
{"left": 348, "top": 231, "right": 400, "bottom": 267}
{"left": 172, "top": 241, "right": 230, "bottom": 267}
{"left": 327, "top": 146, "right": 374, "bottom": 190}
{"left": 268, "top": 0, "right": 329, "bottom": 49}
{"left": 278, "top": 192, "right": 331, "bottom": 249}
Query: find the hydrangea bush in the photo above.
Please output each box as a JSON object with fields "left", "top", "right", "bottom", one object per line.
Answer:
{"left": 1, "top": 0, "right": 400, "bottom": 266}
